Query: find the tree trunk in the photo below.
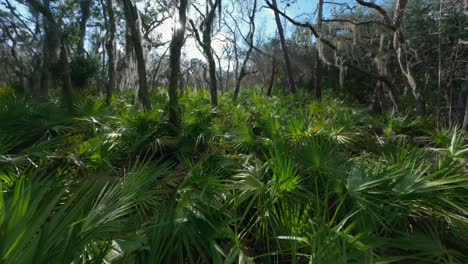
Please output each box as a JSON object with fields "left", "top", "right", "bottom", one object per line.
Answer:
{"left": 206, "top": 49, "right": 218, "bottom": 106}
{"left": 168, "top": 0, "right": 188, "bottom": 127}
{"left": 104, "top": 0, "right": 116, "bottom": 105}
{"left": 225, "top": 57, "right": 231, "bottom": 91}
{"left": 122, "top": 0, "right": 151, "bottom": 111}
{"left": 314, "top": 0, "right": 323, "bottom": 100}
{"left": 271, "top": 0, "right": 295, "bottom": 94}
{"left": 189, "top": 0, "right": 220, "bottom": 106}
{"left": 233, "top": 0, "right": 257, "bottom": 103}
{"left": 40, "top": 0, "right": 59, "bottom": 98}
{"left": 459, "top": 63, "right": 468, "bottom": 130}
{"left": 267, "top": 54, "right": 276, "bottom": 97}
{"left": 392, "top": 0, "right": 425, "bottom": 116}
{"left": 203, "top": 0, "right": 220, "bottom": 107}
{"left": 78, "top": 0, "right": 91, "bottom": 55}
{"left": 60, "top": 40, "right": 73, "bottom": 110}
{"left": 369, "top": 81, "right": 383, "bottom": 114}
{"left": 463, "top": 96, "right": 468, "bottom": 131}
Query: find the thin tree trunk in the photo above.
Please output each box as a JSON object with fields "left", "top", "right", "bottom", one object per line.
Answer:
{"left": 214, "top": 51, "right": 224, "bottom": 95}
{"left": 189, "top": 0, "right": 220, "bottom": 106}
{"left": 225, "top": 57, "right": 231, "bottom": 91}
{"left": 314, "top": 0, "right": 323, "bottom": 100}
{"left": 271, "top": 0, "right": 295, "bottom": 94}
{"left": 104, "top": 0, "right": 116, "bottom": 105}
{"left": 233, "top": 0, "right": 257, "bottom": 103}
{"left": 122, "top": 0, "right": 151, "bottom": 111}
{"left": 206, "top": 49, "right": 218, "bottom": 106}
{"left": 393, "top": 0, "right": 425, "bottom": 115}
{"left": 267, "top": 54, "right": 276, "bottom": 97}
{"left": 369, "top": 81, "right": 383, "bottom": 114}
{"left": 168, "top": 0, "right": 188, "bottom": 127}
{"left": 78, "top": 0, "right": 91, "bottom": 55}
{"left": 460, "top": 63, "right": 468, "bottom": 130}
{"left": 60, "top": 40, "right": 73, "bottom": 110}
{"left": 40, "top": 0, "right": 59, "bottom": 98}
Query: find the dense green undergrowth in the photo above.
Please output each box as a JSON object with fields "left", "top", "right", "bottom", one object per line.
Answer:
{"left": 0, "top": 89, "right": 467, "bottom": 263}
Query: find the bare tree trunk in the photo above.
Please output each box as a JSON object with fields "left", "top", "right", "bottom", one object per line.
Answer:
{"left": 206, "top": 48, "right": 218, "bottom": 106}
{"left": 271, "top": 0, "right": 295, "bottom": 94}
{"left": 355, "top": 0, "right": 425, "bottom": 116}
{"left": 314, "top": 0, "right": 323, "bottom": 100}
{"left": 459, "top": 63, "right": 468, "bottom": 130}
{"left": 395, "top": 32, "right": 425, "bottom": 116}
{"left": 168, "top": 0, "right": 188, "bottom": 127}
{"left": 267, "top": 54, "right": 276, "bottom": 97}
{"left": 225, "top": 56, "right": 231, "bottom": 91}
{"left": 150, "top": 47, "right": 169, "bottom": 89}
{"left": 189, "top": 0, "right": 221, "bottom": 106}
{"left": 122, "top": 0, "right": 151, "bottom": 111}
{"left": 104, "top": 0, "right": 116, "bottom": 105}
{"left": 369, "top": 81, "right": 383, "bottom": 114}
{"left": 39, "top": 0, "right": 59, "bottom": 98}
{"left": 27, "top": 0, "right": 73, "bottom": 107}
{"left": 393, "top": 0, "right": 425, "bottom": 115}
{"left": 78, "top": 0, "right": 91, "bottom": 55}
{"left": 60, "top": 40, "right": 73, "bottom": 110}
{"left": 214, "top": 51, "right": 224, "bottom": 95}
{"left": 233, "top": 0, "right": 257, "bottom": 103}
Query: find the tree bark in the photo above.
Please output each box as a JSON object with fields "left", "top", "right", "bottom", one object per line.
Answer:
{"left": 60, "top": 40, "right": 73, "bottom": 110}
{"left": 271, "top": 0, "right": 295, "bottom": 94}
{"left": 168, "top": 0, "right": 188, "bottom": 127}
{"left": 459, "top": 63, "right": 468, "bottom": 130}
{"left": 314, "top": 0, "right": 323, "bottom": 100}
{"left": 267, "top": 54, "right": 276, "bottom": 97}
{"left": 26, "top": 0, "right": 73, "bottom": 107}
{"left": 77, "top": 0, "right": 91, "bottom": 55}
{"left": 104, "top": 0, "right": 116, "bottom": 105}
{"left": 122, "top": 0, "right": 151, "bottom": 111}
{"left": 39, "top": 0, "right": 59, "bottom": 98}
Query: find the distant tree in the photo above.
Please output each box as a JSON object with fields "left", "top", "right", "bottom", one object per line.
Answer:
{"left": 189, "top": 0, "right": 221, "bottom": 107}
{"left": 314, "top": 0, "right": 323, "bottom": 101}
{"left": 232, "top": 0, "right": 257, "bottom": 103}
{"left": 270, "top": 0, "right": 296, "bottom": 94}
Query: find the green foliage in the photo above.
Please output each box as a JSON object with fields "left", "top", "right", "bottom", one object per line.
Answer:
{"left": 0, "top": 91, "right": 467, "bottom": 263}
{"left": 70, "top": 55, "right": 101, "bottom": 88}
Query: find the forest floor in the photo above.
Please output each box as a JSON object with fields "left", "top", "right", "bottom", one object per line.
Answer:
{"left": 0, "top": 88, "right": 467, "bottom": 263}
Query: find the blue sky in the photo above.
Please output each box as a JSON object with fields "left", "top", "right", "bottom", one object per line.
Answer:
{"left": 3, "top": 0, "right": 372, "bottom": 61}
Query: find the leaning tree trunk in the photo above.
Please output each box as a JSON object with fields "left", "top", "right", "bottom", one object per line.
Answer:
{"left": 167, "top": 0, "right": 188, "bottom": 127}
{"left": 122, "top": 0, "right": 151, "bottom": 111}
{"left": 271, "top": 0, "right": 295, "bottom": 94}
{"left": 314, "top": 0, "right": 323, "bottom": 100}
{"left": 78, "top": 0, "right": 91, "bottom": 55}
{"left": 104, "top": 0, "right": 116, "bottom": 105}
